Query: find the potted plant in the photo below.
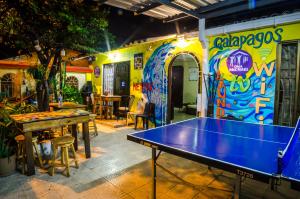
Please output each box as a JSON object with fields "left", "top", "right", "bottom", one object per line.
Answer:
{"left": 0, "top": 102, "right": 36, "bottom": 176}
{"left": 0, "top": 107, "right": 17, "bottom": 176}
{"left": 63, "top": 85, "right": 83, "bottom": 104}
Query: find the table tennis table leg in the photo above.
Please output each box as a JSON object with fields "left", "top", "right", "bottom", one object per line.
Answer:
{"left": 152, "top": 148, "right": 157, "bottom": 199}
{"left": 234, "top": 175, "right": 241, "bottom": 199}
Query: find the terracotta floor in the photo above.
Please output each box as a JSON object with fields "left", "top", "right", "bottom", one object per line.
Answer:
{"left": 0, "top": 121, "right": 299, "bottom": 199}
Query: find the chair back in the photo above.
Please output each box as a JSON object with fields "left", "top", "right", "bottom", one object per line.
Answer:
{"left": 128, "top": 95, "right": 135, "bottom": 111}
{"left": 144, "top": 102, "right": 155, "bottom": 118}
{"left": 90, "top": 93, "right": 95, "bottom": 105}
{"left": 148, "top": 103, "right": 155, "bottom": 119}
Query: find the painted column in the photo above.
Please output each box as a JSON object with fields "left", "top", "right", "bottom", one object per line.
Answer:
{"left": 199, "top": 18, "right": 209, "bottom": 117}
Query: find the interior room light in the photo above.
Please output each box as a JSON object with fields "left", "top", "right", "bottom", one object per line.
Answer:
{"left": 60, "top": 49, "right": 66, "bottom": 57}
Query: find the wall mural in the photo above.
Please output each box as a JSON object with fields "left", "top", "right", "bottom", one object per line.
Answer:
{"left": 209, "top": 28, "right": 282, "bottom": 124}
{"left": 143, "top": 42, "right": 175, "bottom": 126}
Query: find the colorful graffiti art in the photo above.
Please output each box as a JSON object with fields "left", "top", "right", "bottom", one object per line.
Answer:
{"left": 143, "top": 42, "right": 175, "bottom": 126}
{"left": 209, "top": 48, "right": 276, "bottom": 124}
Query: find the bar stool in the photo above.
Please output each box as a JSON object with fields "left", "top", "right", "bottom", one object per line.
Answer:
{"left": 15, "top": 135, "right": 26, "bottom": 174}
{"left": 15, "top": 135, "right": 44, "bottom": 174}
{"left": 49, "top": 136, "right": 78, "bottom": 177}
{"left": 89, "top": 114, "right": 98, "bottom": 136}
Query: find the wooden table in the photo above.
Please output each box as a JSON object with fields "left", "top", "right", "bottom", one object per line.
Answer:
{"left": 49, "top": 102, "right": 87, "bottom": 111}
{"left": 94, "top": 95, "right": 121, "bottom": 119}
{"left": 10, "top": 109, "right": 91, "bottom": 176}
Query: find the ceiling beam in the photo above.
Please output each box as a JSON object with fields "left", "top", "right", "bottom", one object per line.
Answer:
{"left": 197, "top": 0, "right": 296, "bottom": 19}
{"left": 134, "top": 2, "right": 162, "bottom": 15}
{"left": 196, "top": 0, "right": 245, "bottom": 14}
{"left": 163, "top": 13, "right": 189, "bottom": 23}
{"left": 85, "top": 0, "right": 108, "bottom": 5}
{"left": 153, "top": 0, "right": 201, "bottom": 19}
{"left": 92, "top": 0, "right": 108, "bottom": 4}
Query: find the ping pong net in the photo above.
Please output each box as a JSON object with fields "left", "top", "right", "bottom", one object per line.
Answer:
{"left": 277, "top": 117, "right": 300, "bottom": 174}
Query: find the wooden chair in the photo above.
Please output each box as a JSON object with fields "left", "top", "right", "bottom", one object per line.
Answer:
{"left": 94, "top": 95, "right": 113, "bottom": 119}
{"left": 117, "top": 95, "right": 135, "bottom": 124}
{"left": 49, "top": 135, "right": 78, "bottom": 177}
{"left": 134, "top": 102, "right": 156, "bottom": 130}
{"left": 91, "top": 93, "right": 100, "bottom": 115}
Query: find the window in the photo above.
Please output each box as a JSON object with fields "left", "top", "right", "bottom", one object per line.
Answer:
{"left": 1, "top": 73, "right": 15, "bottom": 98}
{"left": 275, "top": 41, "right": 300, "bottom": 126}
{"left": 103, "top": 64, "right": 114, "bottom": 95}
{"left": 103, "top": 61, "right": 130, "bottom": 95}
{"left": 65, "top": 76, "right": 79, "bottom": 89}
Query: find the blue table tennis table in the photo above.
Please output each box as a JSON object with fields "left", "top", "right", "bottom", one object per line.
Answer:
{"left": 127, "top": 117, "right": 300, "bottom": 199}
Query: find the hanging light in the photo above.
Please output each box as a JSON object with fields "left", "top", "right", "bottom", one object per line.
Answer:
{"left": 34, "top": 40, "right": 41, "bottom": 51}
{"left": 60, "top": 49, "right": 66, "bottom": 57}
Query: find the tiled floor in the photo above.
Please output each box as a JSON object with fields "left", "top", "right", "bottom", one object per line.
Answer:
{"left": 0, "top": 121, "right": 299, "bottom": 199}
{"left": 172, "top": 108, "right": 196, "bottom": 123}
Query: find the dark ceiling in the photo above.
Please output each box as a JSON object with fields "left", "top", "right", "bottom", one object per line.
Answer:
{"left": 1, "top": 0, "right": 300, "bottom": 59}
{"left": 105, "top": 0, "right": 300, "bottom": 48}
{"left": 104, "top": 5, "right": 198, "bottom": 48}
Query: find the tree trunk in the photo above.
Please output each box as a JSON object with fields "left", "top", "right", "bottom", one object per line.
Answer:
{"left": 36, "top": 80, "right": 50, "bottom": 112}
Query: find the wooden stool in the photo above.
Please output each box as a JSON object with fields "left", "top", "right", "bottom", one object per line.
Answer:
{"left": 49, "top": 136, "right": 78, "bottom": 177}
{"left": 15, "top": 135, "right": 26, "bottom": 174}
{"left": 15, "top": 135, "right": 44, "bottom": 174}
{"left": 89, "top": 114, "right": 98, "bottom": 136}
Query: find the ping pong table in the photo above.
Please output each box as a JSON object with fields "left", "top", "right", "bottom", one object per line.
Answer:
{"left": 127, "top": 117, "right": 300, "bottom": 199}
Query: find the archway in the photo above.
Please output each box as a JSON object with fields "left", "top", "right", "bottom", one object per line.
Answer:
{"left": 167, "top": 52, "right": 201, "bottom": 123}
{"left": 1, "top": 73, "right": 16, "bottom": 98}
{"left": 66, "top": 76, "right": 79, "bottom": 90}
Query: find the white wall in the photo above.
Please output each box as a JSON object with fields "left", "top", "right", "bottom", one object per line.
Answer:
{"left": 66, "top": 72, "right": 86, "bottom": 90}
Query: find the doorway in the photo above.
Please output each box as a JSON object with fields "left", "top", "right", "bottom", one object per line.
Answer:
{"left": 168, "top": 53, "right": 200, "bottom": 123}
{"left": 274, "top": 41, "right": 300, "bottom": 126}
{"left": 171, "top": 66, "right": 184, "bottom": 109}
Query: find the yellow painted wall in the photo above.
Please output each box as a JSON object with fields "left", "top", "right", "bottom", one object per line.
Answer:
{"left": 93, "top": 37, "right": 203, "bottom": 112}
{"left": 92, "top": 21, "right": 300, "bottom": 124}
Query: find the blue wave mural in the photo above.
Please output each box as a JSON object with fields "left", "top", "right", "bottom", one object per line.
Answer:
{"left": 209, "top": 49, "right": 276, "bottom": 124}
{"left": 143, "top": 43, "right": 175, "bottom": 126}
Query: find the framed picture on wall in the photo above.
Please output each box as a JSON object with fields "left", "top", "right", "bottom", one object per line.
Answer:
{"left": 94, "top": 66, "right": 100, "bottom": 78}
{"left": 134, "top": 53, "right": 143, "bottom": 70}
{"left": 189, "top": 67, "right": 198, "bottom": 81}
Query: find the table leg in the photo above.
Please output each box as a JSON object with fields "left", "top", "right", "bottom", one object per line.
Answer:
{"left": 152, "top": 148, "right": 157, "bottom": 199}
{"left": 71, "top": 124, "right": 78, "bottom": 151}
{"left": 25, "top": 131, "right": 35, "bottom": 176}
{"left": 82, "top": 122, "right": 91, "bottom": 158}
{"left": 105, "top": 100, "right": 108, "bottom": 119}
{"left": 117, "top": 100, "right": 120, "bottom": 120}
{"left": 99, "top": 103, "right": 102, "bottom": 119}
{"left": 234, "top": 174, "right": 241, "bottom": 199}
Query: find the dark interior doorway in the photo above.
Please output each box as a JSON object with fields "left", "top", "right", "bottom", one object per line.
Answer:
{"left": 114, "top": 61, "right": 130, "bottom": 96}
{"left": 168, "top": 53, "right": 200, "bottom": 123}
{"left": 171, "top": 66, "right": 184, "bottom": 109}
